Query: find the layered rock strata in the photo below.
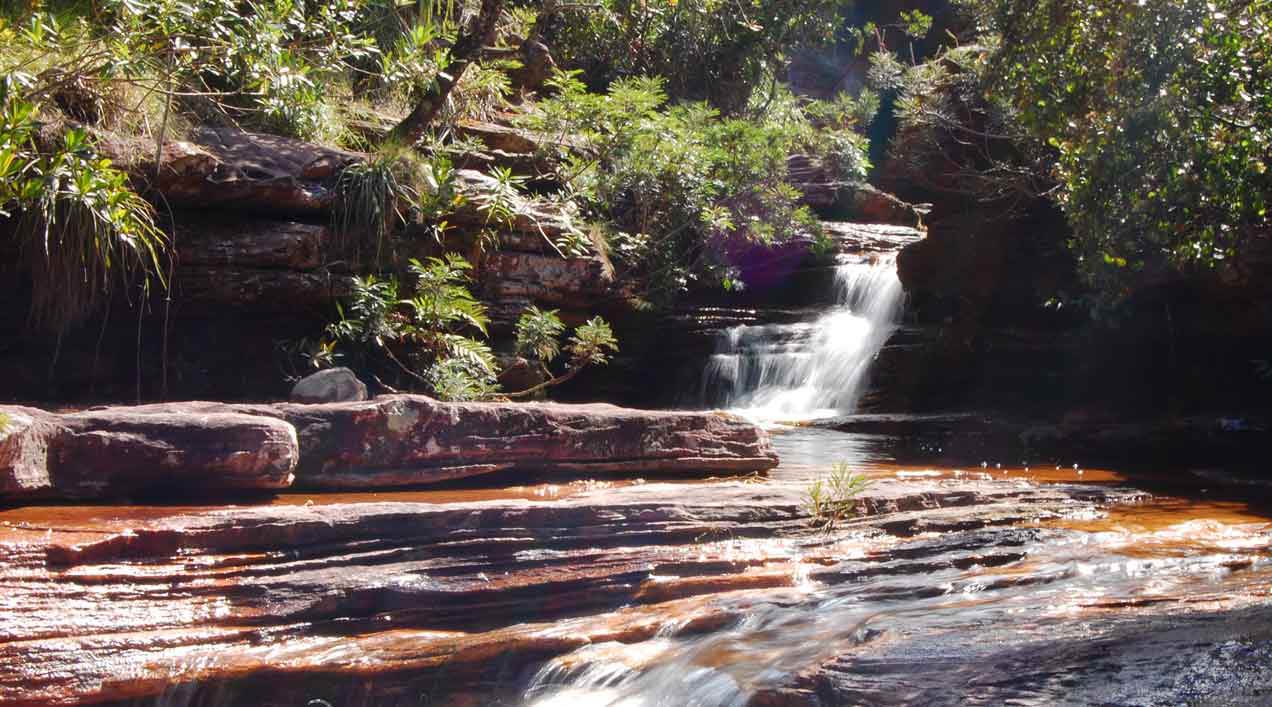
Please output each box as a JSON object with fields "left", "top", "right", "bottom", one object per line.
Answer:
{"left": 0, "top": 396, "right": 778, "bottom": 500}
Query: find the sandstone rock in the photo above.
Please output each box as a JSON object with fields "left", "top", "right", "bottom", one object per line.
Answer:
{"left": 455, "top": 119, "right": 543, "bottom": 154}
{"left": 175, "top": 219, "right": 327, "bottom": 270}
{"left": 0, "top": 464, "right": 1139, "bottom": 706}
{"left": 450, "top": 168, "right": 585, "bottom": 243}
{"left": 0, "top": 405, "right": 298, "bottom": 500}
{"left": 290, "top": 367, "right": 369, "bottom": 404}
{"left": 821, "top": 222, "right": 925, "bottom": 253}
{"left": 844, "top": 181, "right": 929, "bottom": 226}
{"left": 786, "top": 154, "right": 925, "bottom": 226}
{"left": 0, "top": 406, "right": 58, "bottom": 499}
{"left": 255, "top": 395, "right": 779, "bottom": 489}
{"left": 1, "top": 397, "right": 777, "bottom": 499}
{"left": 507, "top": 39, "right": 556, "bottom": 92}
{"left": 481, "top": 251, "right": 616, "bottom": 309}
{"left": 175, "top": 267, "right": 355, "bottom": 310}
{"left": 94, "top": 126, "right": 361, "bottom": 215}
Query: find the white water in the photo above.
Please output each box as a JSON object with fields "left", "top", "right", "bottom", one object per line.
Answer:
{"left": 699, "top": 254, "right": 905, "bottom": 423}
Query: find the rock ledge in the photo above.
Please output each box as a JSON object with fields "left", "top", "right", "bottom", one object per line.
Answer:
{"left": 0, "top": 396, "right": 778, "bottom": 500}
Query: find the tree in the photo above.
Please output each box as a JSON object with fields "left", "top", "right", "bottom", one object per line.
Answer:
{"left": 964, "top": 0, "right": 1272, "bottom": 297}
{"left": 387, "top": 0, "right": 505, "bottom": 145}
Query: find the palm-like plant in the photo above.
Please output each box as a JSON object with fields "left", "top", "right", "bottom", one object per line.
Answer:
{"left": 1, "top": 88, "right": 166, "bottom": 337}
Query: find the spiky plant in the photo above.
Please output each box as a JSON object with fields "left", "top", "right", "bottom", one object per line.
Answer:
{"left": 805, "top": 463, "right": 870, "bottom": 533}
{"left": 330, "top": 150, "right": 419, "bottom": 265}
{"left": 1, "top": 92, "right": 167, "bottom": 337}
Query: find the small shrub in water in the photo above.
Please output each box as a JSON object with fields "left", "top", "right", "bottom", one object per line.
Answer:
{"left": 806, "top": 462, "right": 870, "bottom": 532}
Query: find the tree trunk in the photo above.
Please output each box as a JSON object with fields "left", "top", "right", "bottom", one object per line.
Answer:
{"left": 387, "top": 0, "right": 505, "bottom": 146}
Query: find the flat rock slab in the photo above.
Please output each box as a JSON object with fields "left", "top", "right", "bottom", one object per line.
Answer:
{"left": 0, "top": 407, "right": 298, "bottom": 501}
{"left": 0, "top": 396, "right": 778, "bottom": 500}
{"left": 188, "top": 395, "right": 780, "bottom": 489}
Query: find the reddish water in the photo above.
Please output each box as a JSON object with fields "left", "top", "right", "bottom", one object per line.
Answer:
{"left": 2, "top": 428, "right": 1270, "bottom": 706}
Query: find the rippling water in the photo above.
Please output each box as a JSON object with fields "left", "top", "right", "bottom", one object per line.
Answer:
{"left": 522, "top": 431, "right": 1272, "bottom": 707}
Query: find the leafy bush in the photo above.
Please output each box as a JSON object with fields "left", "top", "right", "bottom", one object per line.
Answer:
{"left": 0, "top": 84, "right": 167, "bottom": 336}
{"left": 325, "top": 254, "right": 498, "bottom": 400}
{"left": 514, "top": 305, "right": 567, "bottom": 371}
{"left": 878, "top": 42, "right": 1049, "bottom": 208}
{"left": 523, "top": 72, "right": 871, "bottom": 300}
{"left": 547, "top": 0, "right": 844, "bottom": 112}
{"left": 955, "top": 0, "right": 1272, "bottom": 298}
{"left": 507, "top": 308, "right": 619, "bottom": 398}
{"left": 323, "top": 259, "right": 620, "bottom": 400}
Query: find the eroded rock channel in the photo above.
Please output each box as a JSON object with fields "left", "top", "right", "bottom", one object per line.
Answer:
{"left": 3, "top": 422, "right": 1270, "bottom": 706}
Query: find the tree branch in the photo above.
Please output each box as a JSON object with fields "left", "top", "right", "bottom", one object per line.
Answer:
{"left": 387, "top": 0, "right": 505, "bottom": 146}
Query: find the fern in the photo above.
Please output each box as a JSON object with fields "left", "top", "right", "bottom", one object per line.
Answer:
{"left": 324, "top": 251, "right": 496, "bottom": 400}
{"left": 515, "top": 306, "right": 565, "bottom": 368}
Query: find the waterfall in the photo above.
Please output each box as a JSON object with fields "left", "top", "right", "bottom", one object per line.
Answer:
{"left": 700, "top": 254, "right": 904, "bottom": 422}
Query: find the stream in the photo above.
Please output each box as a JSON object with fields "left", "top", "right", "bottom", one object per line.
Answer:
{"left": 2, "top": 235, "right": 1270, "bottom": 706}
{"left": 521, "top": 427, "right": 1272, "bottom": 706}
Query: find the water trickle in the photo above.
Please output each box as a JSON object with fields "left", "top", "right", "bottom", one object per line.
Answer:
{"left": 700, "top": 254, "right": 905, "bottom": 422}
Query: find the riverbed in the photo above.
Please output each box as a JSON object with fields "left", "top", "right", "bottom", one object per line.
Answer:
{"left": 2, "top": 426, "right": 1269, "bottom": 706}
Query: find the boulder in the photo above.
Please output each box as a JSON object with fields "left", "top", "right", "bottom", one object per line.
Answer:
{"left": 0, "top": 406, "right": 59, "bottom": 499}
{"left": 290, "top": 367, "right": 369, "bottom": 404}
{"left": 1, "top": 396, "right": 778, "bottom": 499}
{"left": 253, "top": 395, "right": 780, "bottom": 489}
{"left": 0, "top": 405, "right": 298, "bottom": 501}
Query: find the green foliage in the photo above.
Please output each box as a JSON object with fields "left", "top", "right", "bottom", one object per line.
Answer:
{"left": 0, "top": 412, "right": 9, "bottom": 434}
{"left": 325, "top": 253, "right": 498, "bottom": 400}
{"left": 548, "top": 0, "right": 845, "bottom": 112}
{"left": 505, "top": 307, "right": 619, "bottom": 398}
{"left": 514, "top": 306, "right": 566, "bottom": 368}
{"left": 963, "top": 0, "right": 1272, "bottom": 298}
{"left": 805, "top": 462, "right": 870, "bottom": 532}
{"left": 0, "top": 0, "right": 518, "bottom": 144}
{"left": 476, "top": 166, "right": 527, "bottom": 230}
{"left": 567, "top": 316, "right": 619, "bottom": 368}
{"left": 524, "top": 72, "right": 871, "bottom": 301}
{"left": 897, "top": 9, "right": 933, "bottom": 41}
{"left": 0, "top": 83, "right": 167, "bottom": 335}
{"left": 880, "top": 41, "right": 1049, "bottom": 207}
{"left": 331, "top": 150, "right": 421, "bottom": 265}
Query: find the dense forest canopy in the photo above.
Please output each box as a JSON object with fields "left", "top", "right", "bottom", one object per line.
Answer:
{"left": 1, "top": 0, "right": 1269, "bottom": 394}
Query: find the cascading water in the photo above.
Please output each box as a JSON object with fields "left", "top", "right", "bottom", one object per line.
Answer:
{"left": 700, "top": 253, "right": 905, "bottom": 422}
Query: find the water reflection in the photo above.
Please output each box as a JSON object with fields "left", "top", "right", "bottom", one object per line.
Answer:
{"left": 523, "top": 445, "right": 1272, "bottom": 707}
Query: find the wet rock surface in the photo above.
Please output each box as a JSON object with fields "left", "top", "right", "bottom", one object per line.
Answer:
{"left": 6, "top": 427, "right": 1255, "bottom": 707}
{"left": 825, "top": 412, "right": 1272, "bottom": 470}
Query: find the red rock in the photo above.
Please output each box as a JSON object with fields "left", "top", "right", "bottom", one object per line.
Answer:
{"left": 0, "top": 406, "right": 298, "bottom": 500}
{"left": 245, "top": 395, "right": 780, "bottom": 489}
{"left": 1, "top": 397, "right": 777, "bottom": 499}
